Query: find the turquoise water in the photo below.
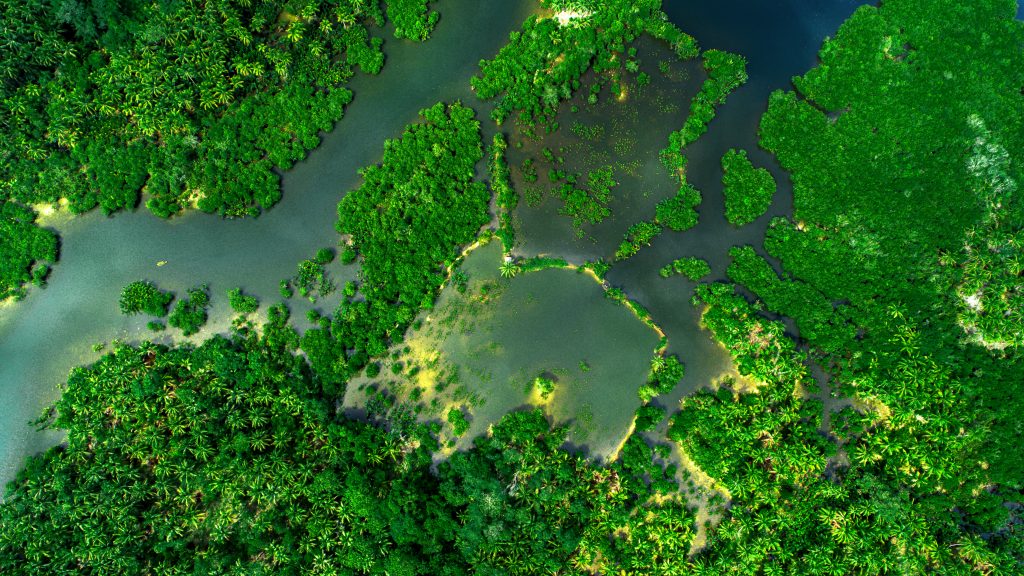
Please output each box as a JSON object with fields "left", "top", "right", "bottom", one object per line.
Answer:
{"left": 0, "top": 0, "right": 870, "bottom": 488}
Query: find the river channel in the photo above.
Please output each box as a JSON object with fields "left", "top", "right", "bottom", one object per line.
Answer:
{"left": 0, "top": 0, "right": 869, "bottom": 488}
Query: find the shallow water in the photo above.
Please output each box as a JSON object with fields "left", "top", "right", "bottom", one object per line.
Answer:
{"left": 0, "top": 0, "right": 871, "bottom": 488}
{"left": 508, "top": 0, "right": 869, "bottom": 414}
{"left": 345, "top": 241, "right": 660, "bottom": 460}
{"left": 0, "top": 0, "right": 536, "bottom": 489}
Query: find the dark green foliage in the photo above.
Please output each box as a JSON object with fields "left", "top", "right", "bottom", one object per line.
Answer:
{"left": 0, "top": 336, "right": 696, "bottom": 574}
{"left": 227, "top": 288, "right": 259, "bottom": 314}
{"left": 437, "top": 408, "right": 696, "bottom": 573}
{"left": 300, "top": 102, "right": 489, "bottom": 396}
{"left": 314, "top": 247, "right": 335, "bottom": 265}
{"left": 336, "top": 101, "right": 486, "bottom": 317}
{"left": 386, "top": 0, "right": 439, "bottom": 41}
{"left": 167, "top": 285, "right": 210, "bottom": 336}
{"left": 655, "top": 183, "right": 702, "bottom": 232}
{"left": 118, "top": 280, "right": 173, "bottom": 317}
{"left": 633, "top": 404, "right": 666, "bottom": 432}
{"left": 726, "top": 245, "right": 847, "bottom": 349}
{"left": 146, "top": 321, "right": 165, "bottom": 332}
{"left": 0, "top": 332, "right": 444, "bottom": 574}
{"left": 615, "top": 221, "right": 662, "bottom": 261}
{"left": 472, "top": 0, "right": 697, "bottom": 126}
{"left": 659, "top": 256, "right": 710, "bottom": 280}
{"left": 677, "top": 49, "right": 748, "bottom": 147}
{"left": 365, "top": 362, "right": 381, "bottom": 378}
{"left": 638, "top": 354, "right": 684, "bottom": 403}
{"left": 447, "top": 407, "right": 470, "bottom": 436}
{"left": 721, "top": 148, "right": 776, "bottom": 226}
{"left": 0, "top": 202, "right": 57, "bottom": 301}
{"left": 0, "top": 0, "right": 441, "bottom": 301}
{"left": 686, "top": 0, "right": 1024, "bottom": 570}
{"left": 489, "top": 134, "right": 517, "bottom": 252}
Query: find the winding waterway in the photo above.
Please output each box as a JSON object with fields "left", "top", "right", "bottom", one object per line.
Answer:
{"left": 0, "top": 0, "right": 870, "bottom": 488}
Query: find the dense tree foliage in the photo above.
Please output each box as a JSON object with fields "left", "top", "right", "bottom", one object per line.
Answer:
{"left": 0, "top": 202, "right": 57, "bottom": 300}
{"left": 167, "top": 285, "right": 210, "bottom": 336}
{"left": 386, "top": 0, "right": 438, "bottom": 41}
{"left": 118, "top": 280, "right": 173, "bottom": 317}
{"left": 637, "top": 353, "right": 684, "bottom": 403}
{"left": 655, "top": 182, "right": 702, "bottom": 232}
{"left": 472, "top": 0, "right": 697, "bottom": 125}
{"left": 488, "top": 134, "right": 517, "bottom": 252}
{"left": 336, "top": 101, "right": 487, "bottom": 319}
{"left": 289, "top": 102, "right": 492, "bottom": 396}
{"left": 683, "top": 0, "right": 1024, "bottom": 570}
{"left": 721, "top": 148, "right": 776, "bottom": 226}
{"left": 0, "top": 327, "right": 698, "bottom": 574}
{"left": 0, "top": 0, "right": 438, "bottom": 301}
{"left": 227, "top": 287, "right": 260, "bottom": 314}
{"left": 659, "top": 256, "right": 710, "bottom": 280}
{"left": 3, "top": 0, "right": 1023, "bottom": 572}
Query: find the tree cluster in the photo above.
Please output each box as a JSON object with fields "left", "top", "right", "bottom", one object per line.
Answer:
{"left": 118, "top": 280, "right": 173, "bottom": 317}
{"left": 472, "top": 0, "right": 697, "bottom": 126}
{"left": 721, "top": 148, "right": 776, "bottom": 226}
{"left": 0, "top": 0, "right": 438, "bottom": 301}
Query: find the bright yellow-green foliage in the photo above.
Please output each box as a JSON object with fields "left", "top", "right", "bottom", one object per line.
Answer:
{"left": 721, "top": 148, "right": 776, "bottom": 226}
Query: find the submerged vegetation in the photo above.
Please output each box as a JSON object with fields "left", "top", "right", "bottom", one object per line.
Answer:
{"left": 1, "top": 0, "right": 1022, "bottom": 573}
{"left": 553, "top": 166, "right": 617, "bottom": 235}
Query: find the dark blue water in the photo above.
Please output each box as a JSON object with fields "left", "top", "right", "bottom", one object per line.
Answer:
{"left": 604, "top": 1, "right": 869, "bottom": 411}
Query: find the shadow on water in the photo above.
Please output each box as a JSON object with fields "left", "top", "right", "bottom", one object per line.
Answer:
{"left": 507, "top": 1, "right": 868, "bottom": 416}
{"left": 0, "top": 0, "right": 537, "bottom": 489}
{"left": 0, "top": 0, "right": 879, "bottom": 488}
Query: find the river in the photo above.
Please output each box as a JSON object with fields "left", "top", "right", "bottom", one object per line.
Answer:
{"left": 0, "top": 0, "right": 869, "bottom": 488}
